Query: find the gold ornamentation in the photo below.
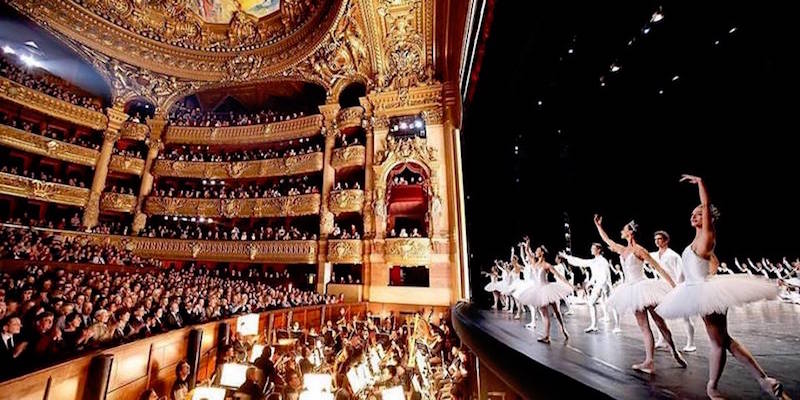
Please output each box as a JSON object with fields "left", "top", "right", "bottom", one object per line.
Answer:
{"left": 100, "top": 192, "right": 137, "bottom": 213}
{"left": 336, "top": 106, "right": 365, "bottom": 128}
{"left": 0, "top": 172, "right": 90, "bottom": 207}
{"left": 384, "top": 237, "right": 432, "bottom": 266}
{"left": 0, "top": 124, "right": 99, "bottom": 167}
{"left": 331, "top": 145, "right": 366, "bottom": 170}
{"left": 109, "top": 155, "right": 146, "bottom": 176}
{"left": 0, "top": 77, "right": 107, "bottom": 130}
{"left": 152, "top": 152, "right": 323, "bottom": 179}
{"left": 223, "top": 54, "right": 265, "bottom": 82}
{"left": 164, "top": 115, "right": 323, "bottom": 145}
{"left": 375, "top": 136, "right": 435, "bottom": 165}
{"left": 327, "top": 239, "right": 363, "bottom": 263}
{"left": 328, "top": 189, "right": 364, "bottom": 214}
{"left": 120, "top": 121, "right": 150, "bottom": 141}
{"left": 144, "top": 194, "right": 321, "bottom": 217}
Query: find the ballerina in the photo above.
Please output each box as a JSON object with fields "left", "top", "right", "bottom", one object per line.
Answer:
{"left": 517, "top": 240, "right": 573, "bottom": 343}
{"left": 553, "top": 254, "right": 574, "bottom": 315}
{"left": 594, "top": 214, "right": 687, "bottom": 373}
{"left": 655, "top": 175, "right": 785, "bottom": 400}
{"left": 500, "top": 249, "right": 523, "bottom": 318}
{"left": 559, "top": 243, "right": 611, "bottom": 333}
{"left": 482, "top": 261, "right": 505, "bottom": 310}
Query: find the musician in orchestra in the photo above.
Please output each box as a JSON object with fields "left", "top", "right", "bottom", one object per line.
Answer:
{"left": 237, "top": 367, "right": 265, "bottom": 400}
{"left": 282, "top": 370, "right": 303, "bottom": 400}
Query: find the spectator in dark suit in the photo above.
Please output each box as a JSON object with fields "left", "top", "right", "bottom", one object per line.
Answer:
{"left": 1, "top": 316, "right": 24, "bottom": 377}
{"left": 166, "top": 302, "right": 184, "bottom": 329}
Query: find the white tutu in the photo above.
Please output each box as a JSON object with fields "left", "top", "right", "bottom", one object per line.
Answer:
{"left": 655, "top": 275, "right": 778, "bottom": 319}
{"left": 511, "top": 280, "right": 536, "bottom": 299}
{"left": 606, "top": 279, "right": 671, "bottom": 314}
{"left": 518, "top": 282, "right": 572, "bottom": 308}
{"left": 500, "top": 279, "right": 522, "bottom": 296}
{"left": 484, "top": 281, "right": 501, "bottom": 292}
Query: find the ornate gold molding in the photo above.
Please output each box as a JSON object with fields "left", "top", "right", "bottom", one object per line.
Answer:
{"left": 163, "top": 114, "right": 324, "bottom": 145}
{"left": 336, "top": 106, "right": 365, "bottom": 129}
{"left": 109, "top": 155, "right": 146, "bottom": 176}
{"left": 144, "top": 194, "right": 321, "bottom": 218}
{"left": 330, "top": 145, "right": 366, "bottom": 170}
{"left": 152, "top": 152, "right": 323, "bottom": 179}
{"left": 327, "top": 239, "right": 363, "bottom": 263}
{"left": 0, "top": 124, "right": 99, "bottom": 167}
{"left": 119, "top": 121, "right": 149, "bottom": 141}
{"left": 130, "top": 237, "right": 319, "bottom": 263}
{"left": 99, "top": 192, "right": 136, "bottom": 213}
{"left": 367, "top": 83, "right": 443, "bottom": 126}
{"left": 0, "top": 172, "right": 90, "bottom": 206}
{"left": 0, "top": 77, "right": 108, "bottom": 130}
{"left": 383, "top": 237, "right": 432, "bottom": 266}
{"left": 328, "top": 189, "right": 364, "bottom": 214}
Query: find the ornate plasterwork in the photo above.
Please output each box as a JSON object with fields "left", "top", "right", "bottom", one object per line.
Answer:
{"left": 0, "top": 77, "right": 108, "bottom": 130}
{"left": 336, "top": 105, "right": 365, "bottom": 128}
{"left": 330, "top": 145, "right": 366, "bottom": 169}
{"left": 327, "top": 239, "right": 363, "bottom": 263}
{"left": 152, "top": 152, "right": 323, "bottom": 179}
{"left": 0, "top": 125, "right": 100, "bottom": 167}
{"left": 100, "top": 192, "right": 137, "bottom": 213}
{"left": 144, "top": 193, "right": 321, "bottom": 217}
{"left": 383, "top": 237, "right": 431, "bottom": 265}
{"left": 109, "top": 155, "right": 146, "bottom": 176}
{"left": 0, "top": 172, "right": 90, "bottom": 207}
{"left": 367, "top": 82, "right": 442, "bottom": 127}
{"left": 163, "top": 114, "right": 323, "bottom": 145}
{"left": 328, "top": 189, "right": 364, "bottom": 214}
{"left": 120, "top": 121, "right": 150, "bottom": 141}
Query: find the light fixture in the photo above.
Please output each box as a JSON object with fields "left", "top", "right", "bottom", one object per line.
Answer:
{"left": 610, "top": 64, "right": 621, "bottom": 72}
{"left": 190, "top": 217, "right": 196, "bottom": 222}
{"left": 210, "top": 179, "right": 216, "bottom": 185}
{"left": 728, "top": 27, "right": 737, "bottom": 34}
{"left": 671, "top": 75, "right": 679, "bottom": 81}
{"left": 658, "top": 89, "right": 664, "bottom": 95}
{"left": 172, "top": 216, "right": 178, "bottom": 221}
{"left": 414, "top": 119, "right": 423, "bottom": 128}
{"left": 207, "top": 218, "right": 214, "bottom": 223}
{"left": 650, "top": 9, "right": 664, "bottom": 23}
{"left": 399, "top": 122, "right": 408, "bottom": 129}
{"left": 23, "top": 41, "right": 39, "bottom": 49}
{"left": 537, "top": 100, "right": 543, "bottom": 106}
{"left": 643, "top": 27, "right": 651, "bottom": 35}
{"left": 163, "top": 216, "right": 169, "bottom": 220}
{"left": 199, "top": 217, "right": 205, "bottom": 223}
{"left": 568, "top": 48, "right": 574, "bottom": 54}
{"left": 202, "top": 179, "right": 207, "bottom": 184}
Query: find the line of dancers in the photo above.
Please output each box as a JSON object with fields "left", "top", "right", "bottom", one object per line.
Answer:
{"left": 481, "top": 175, "right": 789, "bottom": 400}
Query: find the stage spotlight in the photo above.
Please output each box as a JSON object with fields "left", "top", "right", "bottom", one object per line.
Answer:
{"left": 414, "top": 119, "right": 423, "bottom": 128}
{"left": 651, "top": 9, "right": 664, "bottom": 23}
{"left": 610, "top": 64, "right": 621, "bottom": 72}
{"left": 172, "top": 216, "right": 178, "bottom": 221}
{"left": 643, "top": 26, "right": 651, "bottom": 35}
{"left": 399, "top": 122, "right": 408, "bottom": 129}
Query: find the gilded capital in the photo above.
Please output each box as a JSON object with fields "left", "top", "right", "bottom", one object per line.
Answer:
{"left": 105, "top": 107, "right": 129, "bottom": 132}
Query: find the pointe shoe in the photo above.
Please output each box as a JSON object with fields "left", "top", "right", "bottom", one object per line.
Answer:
{"left": 513, "top": 313, "right": 521, "bottom": 320}
{"left": 683, "top": 344, "right": 697, "bottom": 353}
{"left": 612, "top": 327, "right": 622, "bottom": 334}
{"left": 654, "top": 340, "right": 669, "bottom": 351}
{"left": 673, "top": 351, "right": 688, "bottom": 368}
{"left": 537, "top": 336, "right": 551, "bottom": 344}
{"left": 631, "top": 362, "right": 654, "bottom": 374}
{"left": 706, "top": 382, "right": 726, "bottom": 400}
{"left": 562, "top": 330, "right": 570, "bottom": 341}
{"left": 584, "top": 326, "right": 598, "bottom": 333}
{"left": 759, "top": 377, "right": 789, "bottom": 400}
{"left": 491, "top": 304, "right": 498, "bottom": 310}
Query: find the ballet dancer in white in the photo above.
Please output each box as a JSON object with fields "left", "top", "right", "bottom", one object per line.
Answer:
{"left": 482, "top": 261, "right": 505, "bottom": 310}
{"left": 649, "top": 230, "right": 696, "bottom": 353}
{"left": 594, "top": 215, "right": 687, "bottom": 374}
{"left": 518, "top": 240, "right": 573, "bottom": 343}
{"left": 559, "top": 243, "right": 611, "bottom": 333}
{"left": 655, "top": 175, "right": 784, "bottom": 400}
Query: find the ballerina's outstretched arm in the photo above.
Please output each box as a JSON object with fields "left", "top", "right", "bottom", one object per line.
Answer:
{"left": 593, "top": 215, "right": 626, "bottom": 255}
{"left": 634, "top": 246, "right": 676, "bottom": 287}
{"left": 681, "top": 174, "right": 716, "bottom": 258}
{"left": 543, "top": 262, "right": 575, "bottom": 290}
{"left": 709, "top": 253, "right": 720, "bottom": 275}
{"left": 560, "top": 252, "right": 593, "bottom": 268}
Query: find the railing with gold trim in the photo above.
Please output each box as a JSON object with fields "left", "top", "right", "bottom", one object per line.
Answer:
{"left": 336, "top": 106, "right": 364, "bottom": 129}
{"left": 0, "top": 76, "right": 107, "bottom": 130}
{"left": 151, "top": 152, "right": 323, "bottom": 179}
{"left": 109, "top": 155, "right": 145, "bottom": 176}
{"left": 144, "top": 193, "right": 321, "bottom": 218}
{"left": 99, "top": 192, "right": 136, "bottom": 213}
{"left": 0, "top": 172, "right": 89, "bottom": 206}
{"left": 164, "top": 114, "right": 323, "bottom": 145}
{"left": 327, "top": 239, "right": 363, "bottom": 264}
{"left": 0, "top": 224, "right": 318, "bottom": 263}
{"left": 328, "top": 189, "right": 364, "bottom": 214}
{"left": 0, "top": 124, "right": 99, "bottom": 167}
{"left": 330, "top": 145, "right": 366, "bottom": 170}
{"left": 383, "top": 238, "right": 432, "bottom": 266}
{"left": 119, "top": 121, "right": 149, "bottom": 141}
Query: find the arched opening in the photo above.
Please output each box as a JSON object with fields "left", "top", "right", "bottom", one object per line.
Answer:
{"left": 385, "top": 162, "right": 429, "bottom": 238}
{"left": 123, "top": 97, "right": 156, "bottom": 122}
{"left": 338, "top": 81, "right": 366, "bottom": 108}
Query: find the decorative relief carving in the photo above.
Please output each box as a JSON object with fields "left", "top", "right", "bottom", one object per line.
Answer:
{"left": 328, "top": 189, "right": 364, "bottom": 214}
{"left": 129, "top": 236, "right": 318, "bottom": 263}
{"left": 119, "top": 121, "right": 150, "bottom": 141}
{"left": 164, "top": 114, "right": 323, "bottom": 145}
{"left": 0, "top": 125, "right": 99, "bottom": 167}
{"left": 0, "top": 172, "right": 90, "bottom": 207}
{"left": 368, "top": 83, "right": 442, "bottom": 119}
{"left": 330, "top": 145, "right": 366, "bottom": 170}
{"left": 383, "top": 237, "right": 432, "bottom": 265}
{"left": 152, "top": 152, "right": 323, "bottom": 179}
{"left": 375, "top": 136, "right": 435, "bottom": 165}
{"left": 109, "top": 155, "right": 146, "bottom": 176}
{"left": 144, "top": 194, "right": 321, "bottom": 217}
{"left": 100, "top": 192, "right": 136, "bottom": 213}
{"left": 0, "top": 77, "right": 108, "bottom": 130}
{"left": 336, "top": 106, "right": 365, "bottom": 128}
{"left": 327, "top": 239, "right": 363, "bottom": 263}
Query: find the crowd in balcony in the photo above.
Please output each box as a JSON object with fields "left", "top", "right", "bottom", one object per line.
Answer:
{"left": 106, "top": 183, "right": 137, "bottom": 196}
{"left": 335, "top": 134, "right": 362, "bottom": 148}
{"left": 330, "top": 223, "right": 361, "bottom": 240}
{"left": 2, "top": 214, "right": 82, "bottom": 231}
{"left": 0, "top": 263, "right": 340, "bottom": 380}
{"left": 111, "top": 146, "right": 145, "bottom": 159}
{"left": 387, "top": 228, "right": 424, "bottom": 238}
{"left": 0, "top": 225, "right": 160, "bottom": 267}
{"left": 154, "top": 176, "right": 319, "bottom": 200}
{"left": 168, "top": 101, "right": 306, "bottom": 127}
{"left": 0, "top": 164, "right": 90, "bottom": 188}
{"left": 139, "top": 220, "right": 318, "bottom": 242}
{"left": 333, "top": 180, "right": 362, "bottom": 192}
{"left": 158, "top": 139, "right": 322, "bottom": 163}
{"left": 0, "top": 112, "right": 103, "bottom": 150}
{"left": 0, "top": 55, "right": 103, "bottom": 112}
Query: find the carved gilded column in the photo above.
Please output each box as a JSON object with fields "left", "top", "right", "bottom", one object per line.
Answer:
{"left": 82, "top": 107, "right": 126, "bottom": 229}
{"left": 132, "top": 116, "right": 167, "bottom": 234}
{"left": 359, "top": 97, "right": 374, "bottom": 300}
{"left": 317, "top": 103, "right": 340, "bottom": 294}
